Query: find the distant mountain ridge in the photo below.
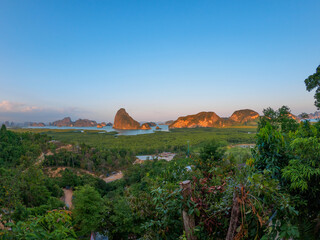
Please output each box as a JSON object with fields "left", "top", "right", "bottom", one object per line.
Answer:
{"left": 52, "top": 117, "right": 73, "bottom": 127}
{"left": 304, "top": 111, "right": 320, "bottom": 119}
{"left": 229, "top": 109, "right": 259, "bottom": 123}
{"left": 50, "top": 117, "right": 98, "bottom": 127}
{"left": 30, "top": 122, "right": 45, "bottom": 127}
{"left": 28, "top": 117, "right": 104, "bottom": 128}
{"left": 164, "top": 120, "right": 174, "bottom": 125}
{"left": 169, "top": 109, "right": 259, "bottom": 129}
{"left": 7, "top": 108, "right": 304, "bottom": 130}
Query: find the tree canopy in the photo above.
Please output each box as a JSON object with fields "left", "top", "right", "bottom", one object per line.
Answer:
{"left": 305, "top": 65, "right": 320, "bottom": 108}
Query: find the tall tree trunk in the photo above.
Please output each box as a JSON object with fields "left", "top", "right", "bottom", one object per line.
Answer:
{"left": 180, "top": 180, "right": 197, "bottom": 240}
{"left": 226, "top": 191, "right": 240, "bottom": 240}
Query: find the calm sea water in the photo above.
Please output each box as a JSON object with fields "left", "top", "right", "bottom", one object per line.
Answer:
{"left": 303, "top": 119, "right": 319, "bottom": 123}
{"left": 27, "top": 124, "right": 169, "bottom": 136}
{"left": 136, "top": 155, "right": 155, "bottom": 160}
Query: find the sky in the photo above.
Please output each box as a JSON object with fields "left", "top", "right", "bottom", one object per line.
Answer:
{"left": 0, "top": 0, "right": 320, "bottom": 123}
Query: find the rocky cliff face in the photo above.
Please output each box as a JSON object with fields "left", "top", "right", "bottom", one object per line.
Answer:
{"left": 288, "top": 113, "right": 299, "bottom": 121}
{"left": 74, "top": 119, "right": 97, "bottom": 127}
{"left": 30, "top": 122, "right": 45, "bottom": 127}
{"left": 140, "top": 123, "right": 151, "bottom": 130}
{"left": 164, "top": 120, "right": 174, "bottom": 125}
{"left": 169, "top": 109, "right": 260, "bottom": 129}
{"left": 113, "top": 108, "right": 141, "bottom": 130}
{"left": 52, "top": 117, "right": 98, "bottom": 127}
{"left": 52, "top": 117, "right": 73, "bottom": 127}
{"left": 306, "top": 111, "right": 320, "bottom": 119}
{"left": 169, "top": 112, "right": 225, "bottom": 129}
{"left": 229, "top": 109, "right": 259, "bottom": 124}
{"left": 145, "top": 122, "right": 157, "bottom": 127}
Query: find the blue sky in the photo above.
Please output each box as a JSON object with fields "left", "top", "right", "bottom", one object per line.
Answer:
{"left": 0, "top": 0, "right": 319, "bottom": 122}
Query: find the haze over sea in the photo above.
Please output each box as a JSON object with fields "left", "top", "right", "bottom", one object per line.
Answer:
{"left": 28, "top": 124, "right": 169, "bottom": 136}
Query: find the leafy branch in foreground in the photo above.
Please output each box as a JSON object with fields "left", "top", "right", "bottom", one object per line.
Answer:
{"left": 305, "top": 65, "right": 320, "bottom": 109}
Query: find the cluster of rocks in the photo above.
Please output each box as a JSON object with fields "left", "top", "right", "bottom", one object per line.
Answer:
{"left": 168, "top": 109, "right": 260, "bottom": 129}
{"left": 299, "top": 111, "right": 320, "bottom": 119}
{"left": 30, "top": 117, "right": 112, "bottom": 128}
{"left": 4, "top": 107, "right": 303, "bottom": 130}
{"left": 112, "top": 108, "right": 261, "bottom": 130}
{"left": 51, "top": 117, "right": 100, "bottom": 127}
{"left": 113, "top": 108, "right": 156, "bottom": 130}
{"left": 28, "top": 108, "right": 158, "bottom": 130}
{"left": 30, "top": 108, "right": 261, "bottom": 130}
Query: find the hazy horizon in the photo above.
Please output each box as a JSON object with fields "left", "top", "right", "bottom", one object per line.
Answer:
{"left": 1, "top": 104, "right": 319, "bottom": 124}
{"left": 1, "top": 0, "right": 320, "bottom": 123}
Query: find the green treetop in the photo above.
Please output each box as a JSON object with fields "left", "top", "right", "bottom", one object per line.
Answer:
{"left": 305, "top": 65, "right": 320, "bottom": 109}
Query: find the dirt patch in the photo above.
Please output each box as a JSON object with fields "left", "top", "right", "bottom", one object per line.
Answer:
{"left": 44, "top": 167, "right": 97, "bottom": 178}
{"left": 0, "top": 221, "right": 5, "bottom": 230}
{"left": 103, "top": 171, "right": 123, "bottom": 183}
{"left": 158, "top": 152, "right": 176, "bottom": 161}
{"left": 44, "top": 166, "right": 123, "bottom": 184}
{"left": 35, "top": 152, "right": 45, "bottom": 165}
{"left": 56, "top": 144, "right": 74, "bottom": 152}
{"left": 0, "top": 215, "right": 9, "bottom": 230}
{"left": 134, "top": 159, "right": 144, "bottom": 164}
{"left": 62, "top": 188, "right": 73, "bottom": 209}
{"left": 45, "top": 150, "right": 54, "bottom": 156}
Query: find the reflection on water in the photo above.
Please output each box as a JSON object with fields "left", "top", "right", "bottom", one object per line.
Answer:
{"left": 136, "top": 155, "right": 156, "bottom": 160}
{"left": 303, "top": 119, "right": 320, "bottom": 122}
{"left": 115, "top": 125, "right": 169, "bottom": 136}
{"left": 27, "top": 125, "right": 169, "bottom": 136}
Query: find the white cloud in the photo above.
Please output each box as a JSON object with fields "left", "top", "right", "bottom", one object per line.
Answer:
{"left": 0, "top": 100, "right": 97, "bottom": 122}
{"left": 0, "top": 100, "right": 41, "bottom": 113}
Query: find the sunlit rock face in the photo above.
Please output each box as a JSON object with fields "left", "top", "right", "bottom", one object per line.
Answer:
{"left": 97, "top": 122, "right": 108, "bottom": 128}
{"left": 52, "top": 117, "right": 73, "bottom": 127}
{"left": 113, "top": 108, "right": 141, "bottom": 130}
{"left": 169, "top": 109, "right": 260, "bottom": 129}
{"left": 52, "top": 117, "right": 98, "bottom": 127}
{"left": 140, "top": 123, "right": 151, "bottom": 130}
{"left": 30, "top": 122, "right": 45, "bottom": 127}
{"left": 169, "top": 112, "right": 223, "bottom": 129}
{"left": 74, "top": 119, "right": 97, "bottom": 127}
{"left": 145, "top": 122, "right": 157, "bottom": 127}
{"left": 303, "top": 111, "right": 320, "bottom": 119}
{"left": 229, "top": 109, "right": 259, "bottom": 124}
{"left": 288, "top": 113, "right": 299, "bottom": 121}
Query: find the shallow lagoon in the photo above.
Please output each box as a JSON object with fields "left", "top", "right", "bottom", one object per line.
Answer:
{"left": 27, "top": 124, "right": 169, "bottom": 136}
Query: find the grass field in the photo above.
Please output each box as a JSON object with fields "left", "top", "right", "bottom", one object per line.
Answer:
{"left": 12, "top": 127, "right": 257, "bottom": 154}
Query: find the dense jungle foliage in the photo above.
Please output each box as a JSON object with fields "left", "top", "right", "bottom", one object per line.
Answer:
{"left": 2, "top": 109, "right": 320, "bottom": 239}
{"left": 12, "top": 127, "right": 256, "bottom": 154}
